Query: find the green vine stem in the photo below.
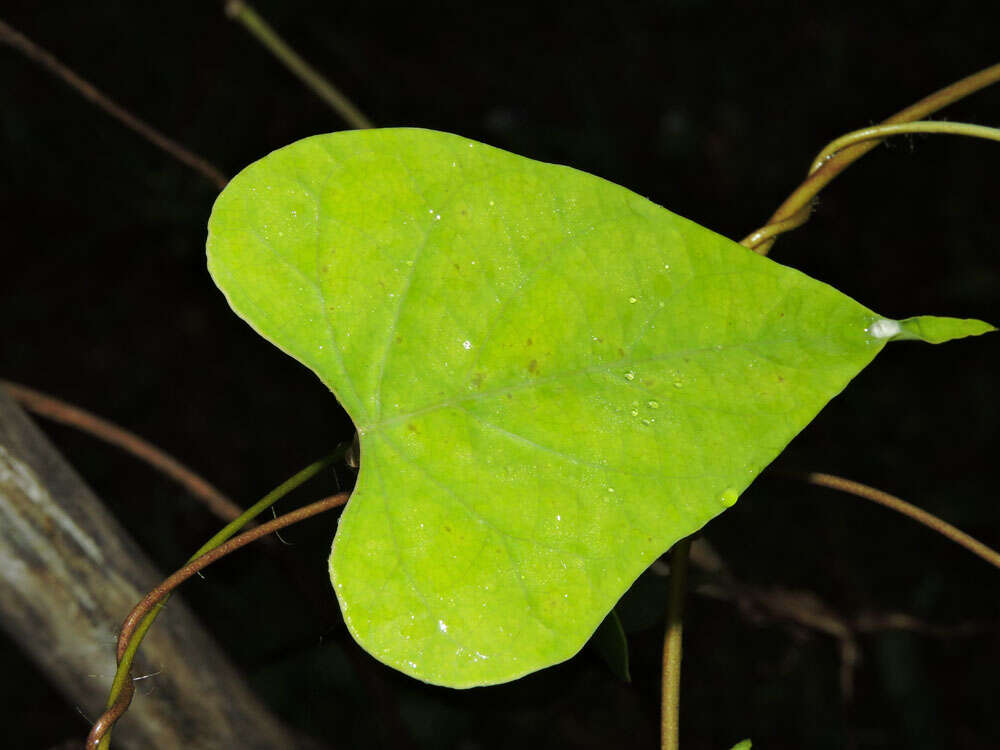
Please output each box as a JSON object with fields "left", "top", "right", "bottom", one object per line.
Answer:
{"left": 661, "top": 536, "right": 693, "bottom": 750}
{"left": 741, "top": 61, "right": 1000, "bottom": 255}
{"left": 740, "top": 119, "right": 1000, "bottom": 251}
{"left": 224, "top": 0, "right": 374, "bottom": 129}
{"left": 94, "top": 449, "right": 345, "bottom": 750}
{"left": 88, "top": 490, "right": 350, "bottom": 749}
{"left": 808, "top": 121, "right": 1000, "bottom": 175}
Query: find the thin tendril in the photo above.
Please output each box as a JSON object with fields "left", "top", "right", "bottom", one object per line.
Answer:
{"left": 740, "top": 62, "right": 1000, "bottom": 254}
{"left": 93, "top": 450, "right": 345, "bottom": 749}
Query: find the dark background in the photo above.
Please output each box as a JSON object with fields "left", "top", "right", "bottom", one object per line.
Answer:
{"left": 2, "top": 1, "right": 998, "bottom": 748}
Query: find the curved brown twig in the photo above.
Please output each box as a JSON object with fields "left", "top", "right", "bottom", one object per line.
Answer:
{"left": 798, "top": 472, "right": 1000, "bottom": 571}
{"left": 86, "top": 492, "right": 349, "bottom": 749}
{"left": 1, "top": 380, "right": 245, "bottom": 523}
{"left": 85, "top": 679, "right": 135, "bottom": 750}
{"left": 0, "top": 18, "right": 228, "bottom": 189}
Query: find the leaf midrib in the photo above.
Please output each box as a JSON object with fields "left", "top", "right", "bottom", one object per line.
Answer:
{"left": 359, "top": 332, "right": 821, "bottom": 433}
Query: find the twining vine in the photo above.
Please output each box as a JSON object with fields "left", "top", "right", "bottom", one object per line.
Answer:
{"left": 2, "top": 7, "right": 997, "bottom": 748}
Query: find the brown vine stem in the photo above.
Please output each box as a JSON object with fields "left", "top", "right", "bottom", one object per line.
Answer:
{"left": 661, "top": 536, "right": 692, "bottom": 750}
{"left": 740, "top": 61, "right": 1000, "bottom": 255}
{"left": 796, "top": 472, "right": 1000, "bottom": 571}
{"left": 224, "top": 0, "right": 374, "bottom": 129}
{"left": 1, "top": 380, "right": 245, "bottom": 524}
{"left": 0, "top": 17, "right": 228, "bottom": 189}
{"left": 96, "top": 452, "right": 342, "bottom": 750}
{"left": 87, "top": 492, "right": 350, "bottom": 750}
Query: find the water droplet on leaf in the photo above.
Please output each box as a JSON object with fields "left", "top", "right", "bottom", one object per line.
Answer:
{"left": 867, "top": 318, "right": 901, "bottom": 339}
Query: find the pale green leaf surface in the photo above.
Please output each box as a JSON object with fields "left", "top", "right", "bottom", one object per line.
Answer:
{"left": 729, "top": 741, "right": 752, "bottom": 750}
{"left": 206, "top": 128, "right": 986, "bottom": 688}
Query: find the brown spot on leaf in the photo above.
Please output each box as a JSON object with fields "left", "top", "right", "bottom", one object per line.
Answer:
{"left": 528, "top": 359, "right": 538, "bottom": 373}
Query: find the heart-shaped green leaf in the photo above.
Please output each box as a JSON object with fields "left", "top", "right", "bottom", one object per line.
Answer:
{"left": 206, "top": 128, "right": 992, "bottom": 687}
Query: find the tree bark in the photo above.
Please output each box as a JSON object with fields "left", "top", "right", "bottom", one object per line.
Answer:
{"left": 0, "top": 389, "right": 322, "bottom": 749}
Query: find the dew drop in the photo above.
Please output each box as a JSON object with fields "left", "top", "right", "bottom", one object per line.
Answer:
{"left": 628, "top": 296, "right": 638, "bottom": 304}
{"left": 673, "top": 380, "right": 683, "bottom": 388}
{"left": 648, "top": 400, "right": 660, "bottom": 409}
{"left": 438, "top": 620, "right": 448, "bottom": 632}
{"left": 867, "top": 317, "right": 901, "bottom": 339}
{"left": 720, "top": 488, "right": 740, "bottom": 507}
{"left": 462, "top": 340, "right": 472, "bottom": 350}
{"left": 630, "top": 408, "right": 639, "bottom": 417}
{"left": 624, "top": 370, "right": 635, "bottom": 381}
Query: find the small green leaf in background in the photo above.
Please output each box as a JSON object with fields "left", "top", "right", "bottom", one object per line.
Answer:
{"left": 206, "top": 128, "right": 993, "bottom": 688}
{"left": 728, "top": 740, "right": 752, "bottom": 750}
{"left": 588, "top": 609, "right": 630, "bottom": 682}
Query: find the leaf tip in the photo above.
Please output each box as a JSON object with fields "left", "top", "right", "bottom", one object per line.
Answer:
{"left": 889, "top": 315, "right": 997, "bottom": 344}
